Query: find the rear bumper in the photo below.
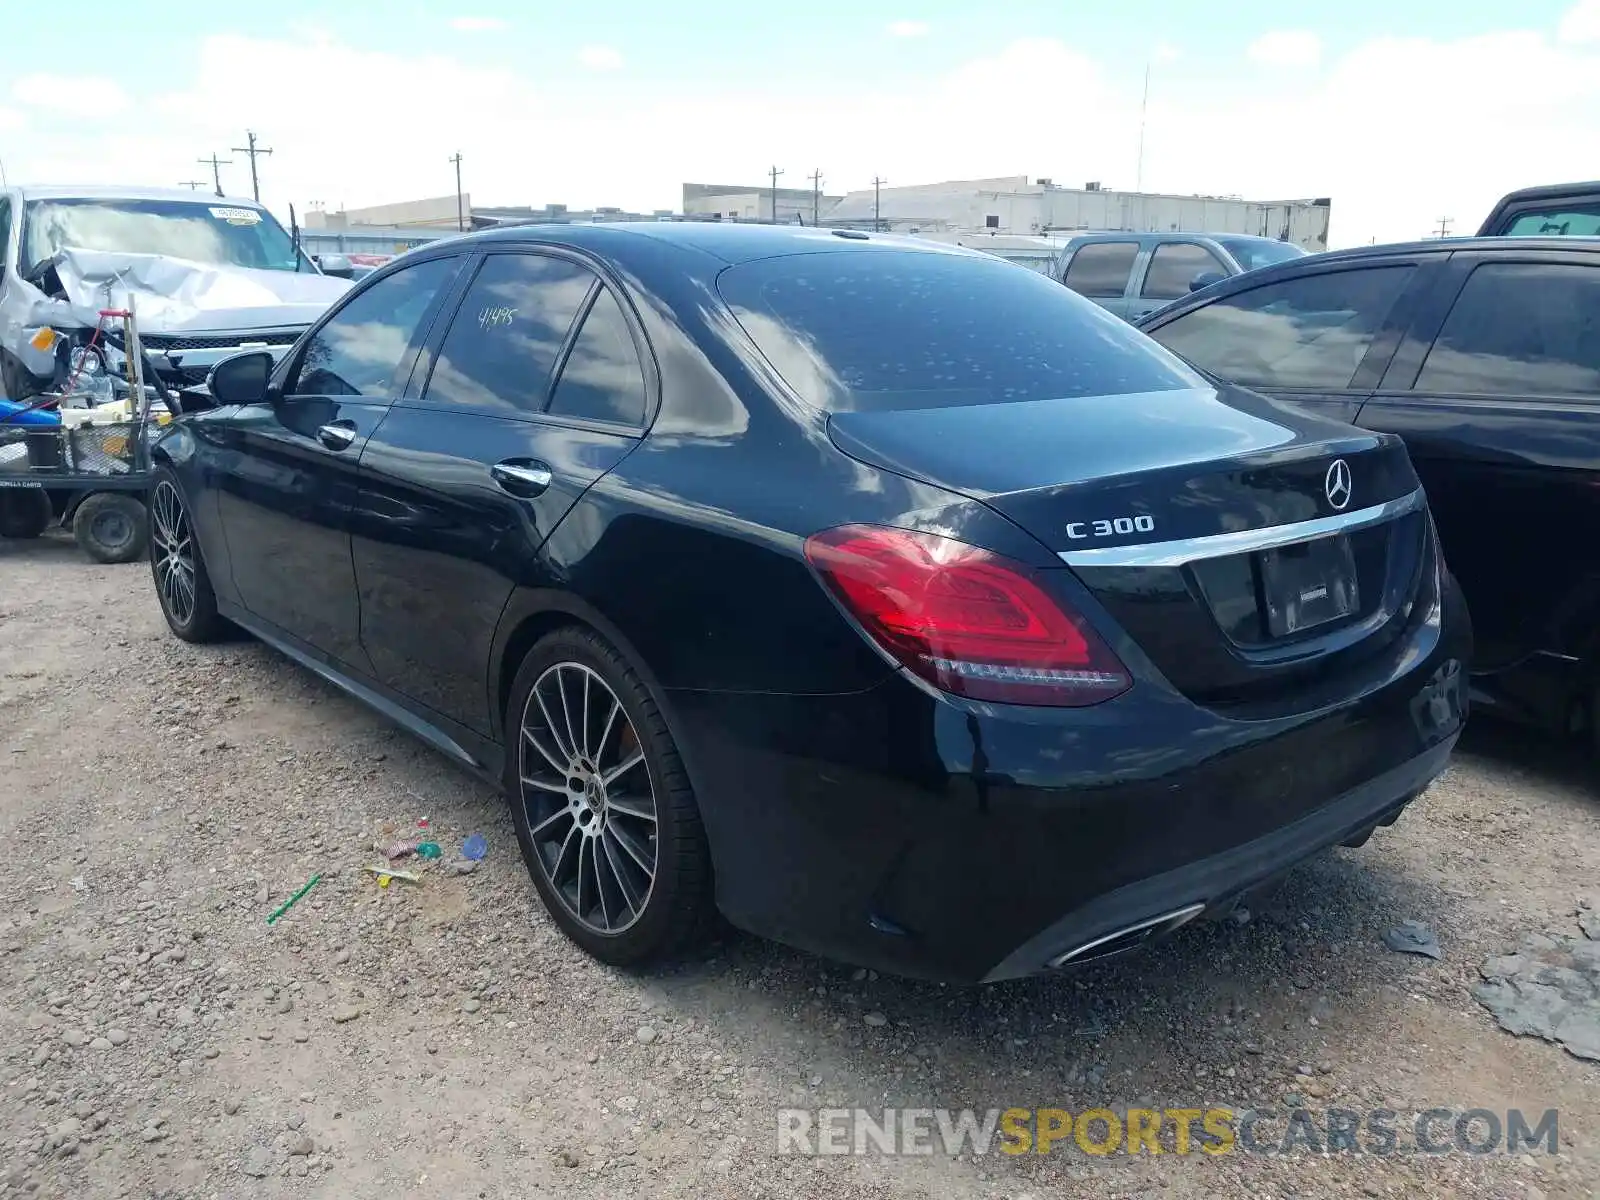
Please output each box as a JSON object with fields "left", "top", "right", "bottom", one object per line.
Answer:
{"left": 668, "top": 574, "right": 1469, "bottom": 984}
{"left": 977, "top": 735, "right": 1450, "bottom": 980}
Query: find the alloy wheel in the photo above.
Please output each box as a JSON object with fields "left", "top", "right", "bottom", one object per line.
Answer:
{"left": 518, "top": 662, "right": 659, "bottom": 934}
{"left": 151, "top": 481, "right": 196, "bottom": 626}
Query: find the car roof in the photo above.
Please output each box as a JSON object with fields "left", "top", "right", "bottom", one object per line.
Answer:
{"left": 1134, "top": 234, "right": 1600, "bottom": 327}
{"left": 1059, "top": 230, "right": 1252, "bottom": 243}
{"left": 1317, "top": 234, "right": 1600, "bottom": 260}
{"left": 439, "top": 220, "right": 995, "bottom": 266}
{"left": 1489, "top": 180, "right": 1600, "bottom": 204}
{"left": 11, "top": 183, "right": 268, "bottom": 207}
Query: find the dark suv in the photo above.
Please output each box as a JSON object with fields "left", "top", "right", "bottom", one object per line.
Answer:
{"left": 1478, "top": 181, "right": 1600, "bottom": 237}
{"left": 1138, "top": 237, "right": 1600, "bottom": 745}
{"left": 1053, "top": 232, "right": 1309, "bottom": 321}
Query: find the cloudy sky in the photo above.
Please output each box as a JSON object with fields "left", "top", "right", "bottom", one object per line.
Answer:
{"left": 2, "top": 0, "right": 1596, "bottom": 247}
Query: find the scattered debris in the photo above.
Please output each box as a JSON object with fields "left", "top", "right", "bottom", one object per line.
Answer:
{"left": 1474, "top": 921, "right": 1600, "bottom": 1062}
{"left": 462, "top": 833, "right": 488, "bottom": 861}
{"left": 266, "top": 874, "right": 322, "bottom": 925}
{"left": 362, "top": 865, "right": 420, "bottom": 885}
{"left": 1382, "top": 920, "right": 1442, "bottom": 959}
{"left": 415, "top": 842, "right": 442, "bottom": 860}
{"left": 451, "top": 860, "right": 479, "bottom": 876}
{"left": 384, "top": 842, "right": 416, "bottom": 861}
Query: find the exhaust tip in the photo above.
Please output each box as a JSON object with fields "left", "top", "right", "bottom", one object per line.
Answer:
{"left": 1047, "top": 902, "right": 1206, "bottom": 969}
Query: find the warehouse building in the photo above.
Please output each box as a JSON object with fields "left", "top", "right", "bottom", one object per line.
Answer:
{"left": 302, "top": 195, "right": 673, "bottom": 235}
{"left": 682, "top": 182, "right": 845, "bottom": 225}
{"left": 823, "top": 176, "right": 1332, "bottom": 251}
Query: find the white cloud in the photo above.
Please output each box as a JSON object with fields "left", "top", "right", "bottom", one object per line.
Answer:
{"left": 578, "top": 45, "right": 624, "bottom": 70}
{"left": 1247, "top": 30, "right": 1323, "bottom": 68}
{"left": 10, "top": 74, "right": 130, "bottom": 117}
{"left": 0, "top": 19, "right": 1594, "bottom": 250}
{"left": 0, "top": 107, "right": 25, "bottom": 133}
{"left": 450, "top": 16, "right": 507, "bottom": 32}
{"left": 1559, "top": 0, "right": 1600, "bottom": 43}
{"left": 1152, "top": 42, "right": 1182, "bottom": 63}
{"left": 887, "top": 20, "right": 930, "bottom": 38}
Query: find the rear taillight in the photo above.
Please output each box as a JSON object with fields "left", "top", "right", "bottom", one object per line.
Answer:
{"left": 803, "top": 524, "right": 1131, "bottom": 707}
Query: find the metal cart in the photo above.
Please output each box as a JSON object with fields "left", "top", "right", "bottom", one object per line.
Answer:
{"left": 0, "top": 307, "right": 173, "bottom": 563}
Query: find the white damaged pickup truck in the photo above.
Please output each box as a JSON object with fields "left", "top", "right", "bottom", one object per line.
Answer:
{"left": 0, "top": 184, "right": 351, "bottom": 400}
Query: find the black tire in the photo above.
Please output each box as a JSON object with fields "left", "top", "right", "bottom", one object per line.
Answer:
{"left": 148, "top": 470, "right": 229, "bottom": 643}
{"left": 72, "top": 492, "right": 149, "bottom": 564}
{"left": 504, "top": 625, "right": 713, "bottom": 967}
{"left": 0, "top": 488, "right": 53, "bottom": 539}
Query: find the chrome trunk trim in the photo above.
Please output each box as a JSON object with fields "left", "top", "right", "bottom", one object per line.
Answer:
{"left": 1058, "top": 489, "right": 1425, "bottom": 569}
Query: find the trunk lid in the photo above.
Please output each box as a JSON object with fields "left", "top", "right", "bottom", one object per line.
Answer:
{"left": 828, "top": 384, "right": 1432, "bottom": 707}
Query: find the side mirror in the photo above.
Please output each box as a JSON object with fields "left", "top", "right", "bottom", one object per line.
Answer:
{"left": 208, "top": 350, "right": 274, "bottom": 406}
{"left": 317, "top": 253, "right": 355, "bottom": 280}
{"left": 1189, "top": 271, "right": 1226, "bottom": 292}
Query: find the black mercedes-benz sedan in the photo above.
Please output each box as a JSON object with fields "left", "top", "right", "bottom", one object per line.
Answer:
{"left": 148, "top": 222, "right": 1469, "bottom": 983}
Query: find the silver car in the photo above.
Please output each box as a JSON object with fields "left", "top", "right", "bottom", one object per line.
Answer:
{"left": 0, "top": 184, "right": 350, "bottom": 400}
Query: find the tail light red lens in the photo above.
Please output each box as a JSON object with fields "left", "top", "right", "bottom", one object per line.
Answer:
{"left": 804, "top": 524, "right": 1132, "bottom": 707}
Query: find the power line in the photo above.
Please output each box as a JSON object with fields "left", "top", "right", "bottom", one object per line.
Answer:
{"left": 768, "top": 166, "right": 784, "bottom": 223}
{"left": 872, "top": 176, "right": 888, "bottom": 232}
{"left": 450, "top": 153, "right": 465, "bottom": 232}
{"left": 178, "top": 180, "right": 208, "bottom": 191}
{"left": 808, "top": 169, "right": 823, "bottom": 226}
{"left": 230, "top": 131, "right": 273, "bottom": 203}
{"left": 1433, "top": 216, "right": 1454, "bottom": 238}
{"left": 198, "top": 153, "right": 231, "bottom": 198}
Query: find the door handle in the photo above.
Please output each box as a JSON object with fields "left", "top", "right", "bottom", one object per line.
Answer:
{"left": 491, "top": 460, "right": 553, "bottom": 497}
{"left": 317, "top": 421, "right": 357, "bottom": 451}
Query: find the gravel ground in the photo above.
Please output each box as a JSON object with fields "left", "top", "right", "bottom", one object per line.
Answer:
{"left": 2, "top": 530, "right": 1597, "bottom": 1199}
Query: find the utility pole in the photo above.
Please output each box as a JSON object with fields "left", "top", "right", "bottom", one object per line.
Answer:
{"left": 1433, "top": 216, "right": 1453, "bottom": 238}
{"left": 178, "top": 179, "right": 207, "bottom": 191}
{"left": 768, "top": 166, "right": 784, "bottom": 223}
{"left": 872, "top": 176, "right": 887, "bottom": 231}
{"left": 231, "top": 131, "right": 273, "bottom": 203}
{"left": 1135, "top": 62, "right": 1151, "bottom": 192}
{"left": 450, "top": 153, "right": 465, "bottom": 231}
{"left": 808, "top": 170, "right": 823, "bottom": 226}
{"left": 198, "top": 153, "right": 231, "bottom": 198}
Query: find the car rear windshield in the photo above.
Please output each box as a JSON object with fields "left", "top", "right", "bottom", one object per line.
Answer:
{"left": 717, "top": 249, "right": 1204, "bottom": 413}
{"left": 23, "top": 198, "right": 302, "bottom": 273}
{"left": 1500, "top": 206, "right": 1600, "bottom": 236}
{"left": 1219, "top": 238, "right": 1309, "bottom": 272}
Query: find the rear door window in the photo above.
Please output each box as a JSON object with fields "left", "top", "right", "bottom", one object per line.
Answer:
{"left": 1061, "top": 242, "right": 1139, "bottom": 298}
{"left": 1413, "top": 262, "right": 1600, "bottom": 396}
{"left": 718, "top": 249, "right": 1203, "bottom": 413}
{"left": 546, "top": 286, "right": 649, "bottom": 426}
{"left": 1148, "top": 265, "right": 1415, "bottom": 391}
{"left": 420, "top": 253, "right": 595, "bottom": 414}
{"left": 1140, "top": 242, "right": 1230, "bottom": 301}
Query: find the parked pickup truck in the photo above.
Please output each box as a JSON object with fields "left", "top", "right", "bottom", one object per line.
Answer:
{"left": 1053, "top": 231, "right": 1308, "bottom": 322}
{"left": 1478, "top": 181, "right": 1600, "bottom": 237}
{"left": 1, "top": 184, "right": 350, "bottom": 401}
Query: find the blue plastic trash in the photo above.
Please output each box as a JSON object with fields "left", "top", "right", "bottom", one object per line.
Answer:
{"left": 462, "top": 833, "right": 488, "bottom": 861}
{"left": 0, "top": 399, "right": 61, "bottom": 426}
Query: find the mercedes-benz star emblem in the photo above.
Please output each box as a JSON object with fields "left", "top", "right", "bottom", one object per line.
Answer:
{"left": 1324, "top": 459, "right": 1352, "bottom": 511}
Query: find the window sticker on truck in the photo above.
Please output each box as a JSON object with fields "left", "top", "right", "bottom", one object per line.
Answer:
{"left": 208, "top": 207, "right": 262, "bottom": 225}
